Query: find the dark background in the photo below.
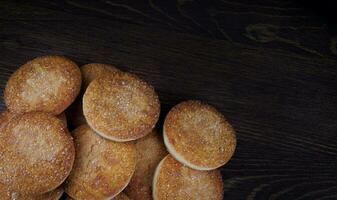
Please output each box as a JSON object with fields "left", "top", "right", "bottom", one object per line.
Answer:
{"left": 1, "top": 0, "right": 337, "bottom": 199}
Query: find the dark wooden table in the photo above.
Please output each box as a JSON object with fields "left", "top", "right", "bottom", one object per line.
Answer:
{"left": 1, "top": 0, "right": 337, "bottom": 199}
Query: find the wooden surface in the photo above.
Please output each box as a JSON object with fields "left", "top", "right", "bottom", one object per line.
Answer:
{"left": 1, "top": 0, "right": 337, "bottom": 199}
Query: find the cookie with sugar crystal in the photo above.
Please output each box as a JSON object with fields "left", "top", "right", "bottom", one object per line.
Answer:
{"left": 64, "top": 125, "right": 136, "bottom": 200}
{"left": 66, "top": 63, "right": 121, "bottom": 128}
{"left": 0, "top": 112, "right": 75, "bottom": 194}
{"left": 153, "top": 155, "right": 224, "bottom": 200}
{"left": 125, "top": 130, "right": 167, "bottom": 200}
{"left": 163, "top": 100, "right": 236, "bottom": 170}
{"left": 4, "top": 55, "right": 81, "bottom": 115}
{"left": 83, "top": 72, "right": 160, "bottom": 142}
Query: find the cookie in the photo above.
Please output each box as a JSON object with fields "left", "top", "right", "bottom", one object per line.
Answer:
{"left": 125, "top": 130, "right": 167, "bottom": 200}
{"left": 163, "top": 100, "right": 236, "bottom": 170}
{"left": 153, "top": 155, "right": 224, "bottom": 200}
{"left": 0, "top": 112, "right": 75, "bottom": 194}
{"left": 64, "top": 125, "right": 136, "bottom": 200}
{"left": 66, "top": 64, "right": 121, "bottom": 128}
{"left": 83, "top": 72, "right": 160, "bottom": 141}
{"left": 4, "top": 55, "right": 81, "bottom": 115}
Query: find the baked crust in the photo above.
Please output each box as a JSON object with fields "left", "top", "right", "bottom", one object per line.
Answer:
{"left": 66, "top": 63, "right": 121, "bottom": 128}
{"left": 0, "top": 112, "right": 75, "bottom": 194}
{"left": 163, "top": 100, "right": 236, "bottom": 170}
{"left": 4, "top": 55, "right": 81, "bottom": 115}
{"left": 83, "top": 72, "right": 160, "bottom": 141}
{"left": 64, "top": 125, "right": 136, "bottom": 200}
{"left": 153, "top": 155, "right": 224, "bottom": 200}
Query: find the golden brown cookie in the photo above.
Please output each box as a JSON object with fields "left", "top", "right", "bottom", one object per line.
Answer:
{"left": 83, "top": 72, "right": 160, "bottom": 141}
{"left": 153, "top": 155, "right": 224, "bottom": 200}
{"left": 66, "top": 64, "right": 121, "bottom": 128}
{"left": 125, "top": 130, "right": 167, "bottom": 200}
{"left": 0, "top": 112, "right": 75, "bottom": 194}
{"left": 163, "top": 100, "right": 236, "bottom": 170}
{"left": 64, "top": 125, "right": 136, "bottom": 200}
{"left": 4, "top": 55, "right": 82, "bottom": 115}
{"left": 81, "top": 63, "right": 121, "bottom": 90}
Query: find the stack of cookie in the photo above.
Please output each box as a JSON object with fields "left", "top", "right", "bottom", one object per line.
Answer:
{"left": 0, "top": 56, "right": 236, "bottom": 200}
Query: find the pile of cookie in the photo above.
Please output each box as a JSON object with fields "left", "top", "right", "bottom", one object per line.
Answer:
{"left": 0, "top": 56, "right": 236, "bottom": 200}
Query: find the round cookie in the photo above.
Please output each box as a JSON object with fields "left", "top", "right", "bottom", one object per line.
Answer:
{"left": 4, "top": 55, "right": 82, "bottom": 115}
{"left": 153, "top": 155, "right": 224, "bottom": 200}
{"left": 125, "top": 130, "right": 167, "bottom": 200}
{"left": 163, "top": 100, "right": 236, "bottom": 170}
{"left": 0, "top": 112, "right": 75, "bottom": 194}
{"left": 83, "top": 72, "right": 160, "bottom": 142}
{"left": 81, "top": 63, "right": 121, "bottom": 89}
{"left": 64, "top": 125, "right": 136, "bottom": 200}
{"left": 66, "top": 63, "right": 121, "bottom": 128}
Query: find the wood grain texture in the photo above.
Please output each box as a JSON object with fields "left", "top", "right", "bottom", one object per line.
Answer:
{"left": 0, "top": 0, "right": 337, "bottom": 199}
